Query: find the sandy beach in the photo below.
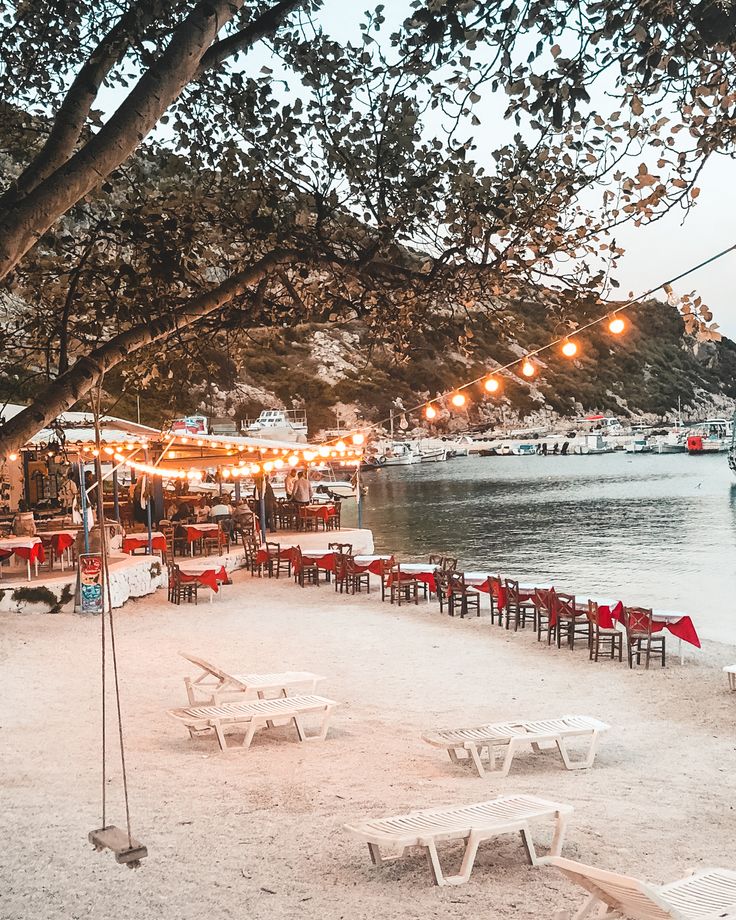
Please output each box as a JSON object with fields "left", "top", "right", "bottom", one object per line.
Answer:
{"left": 2, "top": 569, "right": 736, "bottom": 920}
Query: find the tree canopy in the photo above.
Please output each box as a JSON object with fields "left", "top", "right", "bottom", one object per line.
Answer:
{"left": 1, "top": 0, "right": 734, "bottom": 452}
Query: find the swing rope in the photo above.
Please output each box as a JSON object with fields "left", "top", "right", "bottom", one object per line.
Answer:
{"left": 92, "top": 381, "right": 133, "bottom": 849}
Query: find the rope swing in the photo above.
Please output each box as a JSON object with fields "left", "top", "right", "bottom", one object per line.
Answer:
{"left": 87, "top": 381, "right": 147, "bottom": 868}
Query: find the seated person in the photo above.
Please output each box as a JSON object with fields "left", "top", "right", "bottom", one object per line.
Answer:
{"left": 171, "top": 501, "right": 194, "bottom": 522}
{"left": 210, "top": 497, "right": 234, "bottom": 536}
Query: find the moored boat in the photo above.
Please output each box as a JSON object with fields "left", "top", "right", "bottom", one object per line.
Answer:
{"left": 686, "top": 418, "right": 732, "bottom": 454}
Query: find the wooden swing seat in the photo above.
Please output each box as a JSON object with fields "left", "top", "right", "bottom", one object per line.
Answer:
{"left": 89, "top": 825, "right": 147, "bottom": 868}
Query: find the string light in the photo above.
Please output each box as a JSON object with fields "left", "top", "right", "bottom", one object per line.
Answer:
{"left": 485, "top": 377, "right": 500, "bottom": 394}
{"left": 352, "top": 433, "right": 365, "bottom": 445}
{"left": 561, "top": 339, "right": 578, "bottom": 357}
{"left": 425, "top": 404, "right": 437, "bottom": 420}
{"left": 521, "top": 359, "right": 536, "bottom": 377}
{"left": 451, "top": 393, "right": 466, "bottom": 408}
{"left": 609, "top": 315, "right": 626, "bottom": 335}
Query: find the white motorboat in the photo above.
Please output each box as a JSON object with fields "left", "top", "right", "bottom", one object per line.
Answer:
{"left": 244, "top": 409, "right": 308, "bottom": 442}
{"left": 652, "top": 430, "right": 688, "bottom": 454}
{"left": 625, "top": 438, "right": 652, "bottom": 454}
{"left": 420, "top": 447, "right": 448, "bottom": 463}
{"left": 377, "top": 442, "right": 420, "bottom": 466}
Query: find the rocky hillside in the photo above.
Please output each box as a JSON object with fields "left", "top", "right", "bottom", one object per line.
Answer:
{"left": 102, "top": 295, "right": 736, "bottom": 437}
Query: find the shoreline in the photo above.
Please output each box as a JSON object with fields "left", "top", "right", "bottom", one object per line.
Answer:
{"left": 2, "top": 570, "right": 735, "bottom": 919}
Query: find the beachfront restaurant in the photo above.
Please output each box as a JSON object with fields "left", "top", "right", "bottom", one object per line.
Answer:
{"left": 0, "top": 410, "right": 366, "bottom": 612}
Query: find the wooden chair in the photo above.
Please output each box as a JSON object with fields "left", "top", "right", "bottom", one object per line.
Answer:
{"left": 297, "top": 504, "right": 316, "bottom": 532}
{"left": 488, "top": 575, "right": 504, "bottom": 626}
{"left": 293, "top": 545, "right": 320, "bottom": 588}
{"left": 265, "top": 541, "right": 291, "bottom": 579}
{"left": 343, "top": 555, "right": 370, "bottom": 594}
{"left": 434, "top": 567, "right": 451, "bottom": 614}
{"left": 553, "top": 592, "right": 590, "bottom": 650}
{"left": 504, "top": 579, "right": 536, "bottom": 631}
{"left": 587, "top": 600, "right": 623, "bottom": 662}
{"left": 168, "top": 564, "right": 198, "bottom": 605}
{"left": 428, "top": 554, "right": 444, "bottom": 570}
{"left": 624, "top": 606, "right": 665, "bottom": 668}
{"left": 441, "top": 557, "right": 458, "bottom": 572}
{"left": 389, "top": 563, "right": 422, "bottom": 606}
{"left": 239, "top": 533, "right": 263, "bottom": 576}
{"left": 535, "top": 587, "right": 556, "bottom": 643}
{"left": 447, "top": 572, "right": 481, "bottom": 618}
{"left": 328, "top": 542, "right": 353, "bottom": 556}
{"left": 377, "top": 557, "right": 395, "bottom": 602}
{"left": 326, "top": 501, "right": 341, "bottom": 531}
{"left": 203, "top": 523, "right": 229, "bottom": 557}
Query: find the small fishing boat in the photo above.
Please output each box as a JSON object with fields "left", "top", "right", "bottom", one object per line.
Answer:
{"left": 625, "top": 438, "right": 652, "bottom": 454}
{"left": 376, "top": 442, "right": 420, "bottom": 466}
{"left": 420, "top": 447, "right": 448, "bottom": 463}
{"left": 686, "top": 418, "right": 732, "bottom": 454}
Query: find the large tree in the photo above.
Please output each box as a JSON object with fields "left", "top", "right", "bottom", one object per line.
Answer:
{"left": 1, "top": 0, "right": 733, "bottom": 452}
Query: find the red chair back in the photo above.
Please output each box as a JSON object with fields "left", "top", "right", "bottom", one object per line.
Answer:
{"left": 554, "top": 592, "right": 576, "bottom": 620}
{"left": 504, "top": 578, "right": 520, "bottom": 604}
{"left": 625, "top": 606, "right": 654, "bottom": 637}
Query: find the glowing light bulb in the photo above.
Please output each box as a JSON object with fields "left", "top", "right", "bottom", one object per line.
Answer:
{"left": 521, "top": 359, "right": 536, "bottom": 378}
{"left": 180, "top": 437, "right": 189, "bottom": 444}
{"left": 264, "top": 461, "right": 274, "bottom": 472}
{"left": 425, "top": 405, "right": 437, "bottom": 420}
{"left": 288, "top": 454, "right": 299, "bottom": 466}
{"left": 451, "top": 392, "right": 466, "bottom": 408}
{"left": 274, "top": 458, "right": 284, "bottom": 469}
{"left": 222, "top": 468, "right": 230, "bottom": 479}
{"left": 336, "top": 440, "right": 346, "bottom": 451}
{"left": 318, "top": 446, "right": 330, "bottom": 458}
{"left": 8, "top": 452, "right": 18, "bottom": 461}
{"left": 609, "top": 316, "right": 626, "bottom": 335}
{"left": 561, "top": 339, "right": 578, "bottom": 357}
{"left": 250, "top": 464, "right": 260, "bottom": 474}
{"left": 485, "top": 377, "right": 500, "bottom": 394}
{"left": 352, "top": 433, "right": 365, "bottom": 445}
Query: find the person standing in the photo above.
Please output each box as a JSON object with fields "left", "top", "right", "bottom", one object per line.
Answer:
{"left": 284, "top": 468, "right": 297, "bottom": 499}
{"left": 291, "top": 470, "right": 312, "bottom": 504}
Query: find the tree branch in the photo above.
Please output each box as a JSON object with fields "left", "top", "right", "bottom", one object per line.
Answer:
{"left": 0, "top": 2, "right": 167, "bottom": 212}
{"left": 0, "top": 249, "right": 298, "bottom": 455}
{"left": 197, "top": 0, "right": 307, "bottom": 75}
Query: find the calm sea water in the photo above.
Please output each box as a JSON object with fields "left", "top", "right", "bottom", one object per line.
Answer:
{"left": 344, "top": 453, "right": 736, "bottom": 645}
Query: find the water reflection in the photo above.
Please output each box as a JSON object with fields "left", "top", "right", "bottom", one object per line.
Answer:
{"left": 345, "top": 454, "right": 736, "bottom": 644}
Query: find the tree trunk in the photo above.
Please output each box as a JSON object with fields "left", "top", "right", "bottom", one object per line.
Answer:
{"left": 0, "top": 250, "right": 296, "bottom": 456}
{"left": 0, "top": 0, "right": 243, "bottom": 279}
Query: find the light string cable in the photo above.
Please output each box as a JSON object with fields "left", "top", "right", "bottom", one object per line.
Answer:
{"left": 349, "top": 240, "right": 736, "bottom": 435}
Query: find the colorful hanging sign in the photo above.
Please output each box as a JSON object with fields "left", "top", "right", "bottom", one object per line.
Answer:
{"left": 78, "top": 553, "right": 104, "bottom": 614}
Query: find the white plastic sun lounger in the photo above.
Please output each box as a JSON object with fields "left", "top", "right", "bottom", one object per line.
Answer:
{"left": 168, "top": 694, "right": 340, "bottom": 752}
{"left": 724, "top": 665, "right": 736, "bottom": 691}
{"left": 179, "top": 652, "right": 325, "bottom": 705}
{"left": 345, "top": 794, "right": 573, "bottom": 887}
{"left": 423, "top": 715, "right": 609, "bottom": 778}
{"left": 549, "top": 856, "right": 736, "bottom": 920}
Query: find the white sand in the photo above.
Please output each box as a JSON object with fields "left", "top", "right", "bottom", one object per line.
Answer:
{"left": 2, "top": 570, "right": 736, "bottom": 919}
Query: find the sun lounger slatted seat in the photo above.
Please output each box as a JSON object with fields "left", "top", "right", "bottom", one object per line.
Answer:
{"left": 423, "top": 715, "right": 609, "bottom": 778}
{"left": 180, "top": 652, "right": 325, "bottom": 704}
{"left": 345, "top": 794, "right": 573, "bottom": 887}
{"left": 724, "top": 665, "right": 736, "bottom": 691}
{"left": 169, "top": 694, "right": 340, "bottom": 752}
{"left": 549, "top": 857, "right": 736, "bottom": 920}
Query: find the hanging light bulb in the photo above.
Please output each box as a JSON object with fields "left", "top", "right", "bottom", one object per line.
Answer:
{"left": 425, "top": 404, "right": 437, "bottom": 420}
{"left": 318, "top": 446, "right": 330, "bottom": 458}
{"left": 288, "top": 454, "right": 299, "bottom": 466}
{"left": 8, "top": 452, "right": 18, "bottom": 462}
{"left": 521, "top": 359, "right": 536, "bottom": 377}
{"left": 451, "top": 392, "right": 466, "bottom": 408}
{"left": 485, "top": 377, "right": 500, "bottom": 394}
{"left": 609, "top": 315, "right": 626, "bottom": 335}
{"left": 264, "top": 461, "right": 274, "bottom": 472}
{"left": 274, "top": 458, "right": 284, "bottom": 469}
{"left": 336, "top": 440, "right": 346, "bottom": 451}
{"left": 352, "top": 433, "right": 365, "bottom": 445}
{"left": 561, "top": 339, "right": 578, "bottom": 357}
